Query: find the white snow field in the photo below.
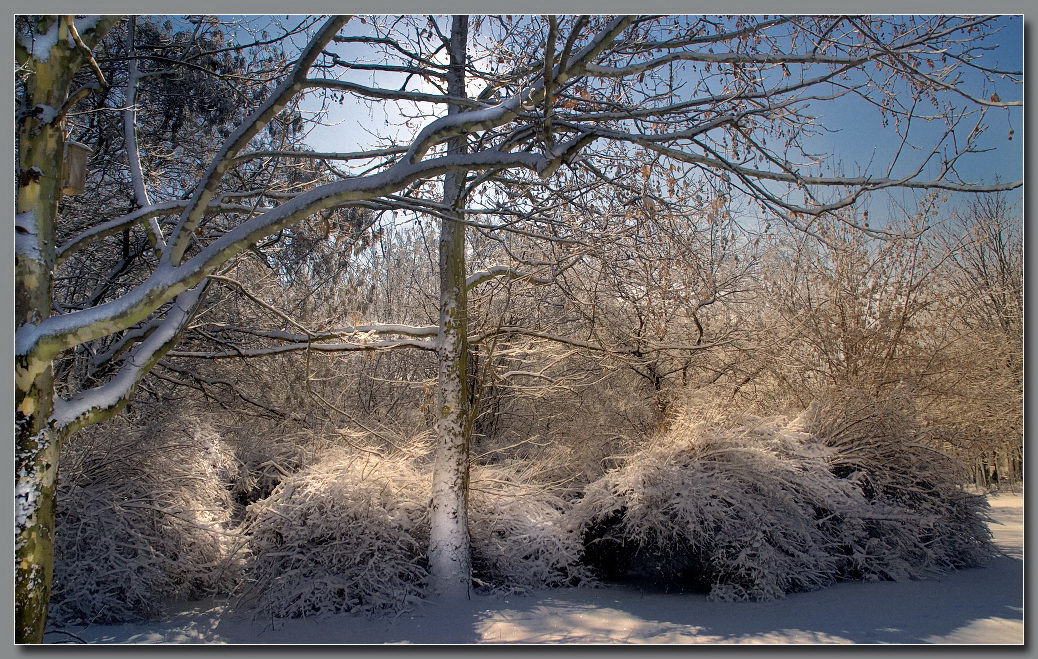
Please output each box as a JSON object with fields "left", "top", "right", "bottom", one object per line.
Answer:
{"left": 49, "top": 492, "right": 1023, "bottom": 645}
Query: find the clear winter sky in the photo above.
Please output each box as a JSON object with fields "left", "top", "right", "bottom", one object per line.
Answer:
{"left": 802, "top": 15, "right": 1023, "bottom": 218}
{"left": 294, "top": 14, "right": 1023, "bottom": 226}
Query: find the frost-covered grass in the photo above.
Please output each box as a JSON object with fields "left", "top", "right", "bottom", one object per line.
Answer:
{"left": 50, "top": 415, "right": 241, "bottom": 625}
{"left": 572, "top": 391, "right": 994, "bottom": 601}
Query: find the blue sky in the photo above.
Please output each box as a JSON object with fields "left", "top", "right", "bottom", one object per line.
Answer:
{"left": 740, "top": 14, "right": 1024, "bottom": 226}
{"left": 803, "top": 16, "right": 1022, "bottom": 207}
{"left": 295, "top": 15, "right": 1023, "bottom": 225}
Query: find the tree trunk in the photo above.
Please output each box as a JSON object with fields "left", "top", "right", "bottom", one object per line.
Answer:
{"left": 15, "top": 16, "right": 120, "bottom": 643}
{"left": 428, "top": 15, "right": 473, "bottom": 600}
{"left": 15, "top": 18, "right": 79, "bottom": 643}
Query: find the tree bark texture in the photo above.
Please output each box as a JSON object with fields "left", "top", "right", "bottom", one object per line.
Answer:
{"left": 15, "top": 16, "right": 118, "bottom": 643}
{"left": 16, "top": 19, "right": 82, "bottom": 644}
{"left": 428, "top": 14, "right": 474, "bottom": 600}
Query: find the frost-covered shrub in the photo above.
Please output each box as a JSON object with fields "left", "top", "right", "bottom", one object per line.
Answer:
{"left": 241, "top": 448, "right": 431, "bottom": 618}
{"left": 50, "top": 414, "right": 241, "bottom": 625}
{"left": 801, "top": 390, "right": 995, "bottom": 580}
{"left": 469, "top": 462, "right": 593, "bottom": 592}
{"left": 243, "top": 447, "right": 593, "bottom": 618}
{"left": 573, "top": 395, "right": 994, "bottom": 601}
{"left": 573, "top": 412, "right": 857, "bottom": 600}
{"left": 220, "top": 422, "right": 313, "bottom": 507}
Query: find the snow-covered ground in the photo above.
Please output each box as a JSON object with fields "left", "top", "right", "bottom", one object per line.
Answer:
{"left": 49, "top": 492, "right": 1023, "bottom": 645}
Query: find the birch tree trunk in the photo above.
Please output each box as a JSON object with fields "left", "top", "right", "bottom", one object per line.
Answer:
{"left": 14, "top": 16, "right": 118, "bottom": 643}
{"left": 428, "top": 14, "right": 473, "bottom": 600}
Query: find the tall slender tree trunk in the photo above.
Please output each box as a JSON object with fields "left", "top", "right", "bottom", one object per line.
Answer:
{"left": 428, "top": 15, "right": 473, "bottom": 599}
{"left": 15, "top": 18, "right": 85, "bottom": 643}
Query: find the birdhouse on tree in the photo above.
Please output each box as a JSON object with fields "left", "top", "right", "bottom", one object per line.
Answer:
{"left": 61, "top": 140, "right": 91, "bottom": 196}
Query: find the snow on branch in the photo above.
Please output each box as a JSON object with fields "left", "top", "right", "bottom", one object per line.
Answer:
{"left": 472, "top": 326, "right": 617, "bottom": 354}
{"left": 56, "top": 201, "right": 275, "bottom": 264}
{"left": 87, "top": 320, "right": 157, "bottom": 375}
{"left": 465, "top": 265, "right": 556, "bottom": 290}
{"left": 50, "top": 283, "right": 209, "bottom": 436}
{"left": 120, "top": 17, "right": 166, "bottom": 252}
{"left": 65, "top": 16, "right": 108, "bottom": 91}
{"left": 201, "top": 322, "right": 438, "bottom": 343}
{"left": 18, "top": 14, "right": 1021, "bottom": 389}
{"left": 184, "top": 321, "right": 440, "bottom": 359}
{"left": 19, "top": 147, "right": 554, "bottom": 379}
{"left": 17, "top": 16, "right": 117, "bottom": 64}
{"left": 305, "top": 77, "right": 485, "bottom": 108}
{"left": 403, "top": 16, "right": 631, "bottom": 165}
{"left": 164, "top": 16, "right": 351, "bottom": 266}
{"left": 233, "top": 145, "right": 408, "bottom": 164}
{"left": 169, "top": 338, "right": 437, "bottom": 360}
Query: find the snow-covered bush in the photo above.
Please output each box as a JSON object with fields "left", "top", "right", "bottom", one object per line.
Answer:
{"left": 801, "top": 390, "right": 995, "bottom": 580}
{"left": 243, "top": 447, "right": 592, "bottom": 617}
{"left": 469, "top": 462, "right": 593, "bottom": 592}
{"left": 572, "top": 394, "right": 994, "bottom": 601}
{"left": 572, "top": 412, "right": 854, "bottom": 600}
{"left": 219, "top": 421, "right": 314, "bottom": 507}
{"left": 241, "top": 447, "right": 430, "bottom": 618}
{"left": 50, "top": 413, "right": 241, "bottom": 625}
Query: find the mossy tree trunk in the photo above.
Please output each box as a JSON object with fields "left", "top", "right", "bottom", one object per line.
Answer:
{"left": 428, "top": 14, "right": 474, "bottom": 600}
{"left": 14, "top": 16, "right": 119, "bottom": 643}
